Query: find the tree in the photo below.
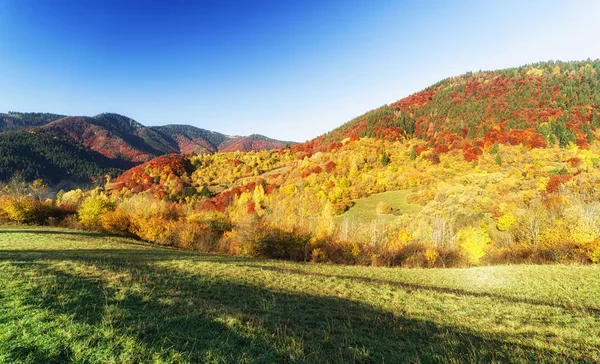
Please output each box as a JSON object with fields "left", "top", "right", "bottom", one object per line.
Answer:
{"left": 380, "top": 147, "right": 390, "bottom": 166}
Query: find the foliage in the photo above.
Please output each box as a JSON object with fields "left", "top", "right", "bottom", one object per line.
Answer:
{"left": 78, "top": 195, "right": 114, "bottom": 229}
{"left": 457, "top": 226, "right": 491, "bottom": 265}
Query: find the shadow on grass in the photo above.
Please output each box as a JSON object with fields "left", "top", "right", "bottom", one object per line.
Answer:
{"left": 230, "top": 264, "right": 600, "bottom": 317}
{"left": 0, "top": 229, "right": 108, "bottom": 238}
{"left": 0, "top": 248, "right": 589, "bottom": 363}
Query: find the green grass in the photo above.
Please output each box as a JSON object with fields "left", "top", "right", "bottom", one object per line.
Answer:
{"left": 0, "top": 226, "right": 599, "bottom": 363}
{"left": 337, "top": 190, "right": 422, "bottom": 224}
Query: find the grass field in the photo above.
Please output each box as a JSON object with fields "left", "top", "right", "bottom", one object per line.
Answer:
{"left": 337, "top": 190, "right": 423, "bottom": 224}
{"left": 0, "top": 226, "right": 599, "bottom": 363}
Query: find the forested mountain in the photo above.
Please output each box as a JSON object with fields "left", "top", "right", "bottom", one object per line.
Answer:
{"left": 0, "top": 130, "right": 132, "bottom": 184}
{"left": 89, "top": 59, "right": 600, "bottom": 268}
{"left": 0, "top": 112, "right": 293, "bottom": 184}
{"left": 295, "top": 60, "right": 600, "bottom": 157}
{"left": 153, "top": 125, "right": 294, "bottom": 154}
{"left": 0, "top": 112, "right": 65, "bottom": 132}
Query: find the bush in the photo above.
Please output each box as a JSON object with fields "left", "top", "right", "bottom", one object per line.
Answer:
{"left": 457, "top": 226, "right": 491, "bottom": 265}
{"left": 0, "top": 196, "right": 64, "bottom": 225}
{"left": 78, "top": 195, "right": 114, "bottom": 229}
{"left": 101, "top": 208, "right": 131, "bottom": 236}
{"left": 239, "top": 223, "right": 311, "bottom": 261}
{"left": 376, "top": 201, "right": 393, "bottom": 215}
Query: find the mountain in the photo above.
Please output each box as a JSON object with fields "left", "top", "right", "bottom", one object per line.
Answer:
{"left": 152, "top": 125, "right": 294, "bottom": 154}
{"left": 0, "top": 112, "right": 293, "bottom": 184}
{"left": 295, "top": 60, "right": 600, "bottom": 156}
{"left": 0, "top": 112, "right": 65, "bottom": 132}
{"left": 0, "top": 129, "right": 132, "bottom": 184}
{"left": 42, "top": 114, "right": 293, "bottom": 162}
{"left": 42, "top": 114, "right": 179, "bottom": 163}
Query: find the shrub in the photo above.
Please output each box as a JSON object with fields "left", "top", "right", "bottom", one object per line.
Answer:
{"left": 78, "top": 195, "right": 114, "bottom": 229}
{"left": 496, "top": 214, "right": 516, "bottom": 231}
{"left": 0, "top": 196, "right": 63, "bottom": 225}
{"left": 457, "top": 226, "right": 491, "bottom": 265}
{"left": 240, "top": 223, "right": 311, "bottom": 261}
{"left": 376, "top": 201, "right": 393, "bottom": 215}
{"left": 101, "top": 208, "right": 131, "bottom": 235}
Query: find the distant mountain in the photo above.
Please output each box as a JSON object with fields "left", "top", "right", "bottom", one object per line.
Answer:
{"left": 0, "top": 130, "right": 132, "bottom": 184}
{"left": 42, "top": 114, "right": 178, "bottom": 163}
{"left": 0, "top": 112, "right": 65, "bottom": 132}
{"left": 0, "top": 112, "right": 294, "bottom": 184}
{"left": 152, "top": 125, "right": 295, "bottom": 154}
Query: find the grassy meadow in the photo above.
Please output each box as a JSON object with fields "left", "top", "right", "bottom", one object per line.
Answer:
{"left": 0, "top": 226, "right": 599, "bottom": 363}
{"left": 337, "top": 190, "right": 422, "bottom": 224}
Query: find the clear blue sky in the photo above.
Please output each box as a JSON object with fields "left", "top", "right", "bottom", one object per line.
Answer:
{"left": 1, "top": 0, "right": 599, "bottom": 141}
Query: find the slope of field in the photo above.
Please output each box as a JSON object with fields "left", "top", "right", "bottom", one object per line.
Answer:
{"left": 0, "top": 112, "right": 65, "bottom": 132}
{"left": 0, "top": 226, "right": 598, "bottom": 363}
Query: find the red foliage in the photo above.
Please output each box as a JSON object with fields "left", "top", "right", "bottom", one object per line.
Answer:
{"left": 301, "top": 166, "right": 323, "bottom": 178}
{"left": 463, "top": 146, "right": 482, "bottom": 162}
{"left": 567, "top": 157, "right": 582, "bottom": 168}
{"left": 247, "top": 201, "right": 256, "bottom": 214}
{"left": 432, "top": 144, "right": 449, "bottom": 154}
{"left": 107, "top": 154, "right": 191, "bottom": 198}
{"left": 324, "top": 161, "right": 337, "bottom": 172}
{"left": 546, "top": 174, "right": 572, "bottom": 194}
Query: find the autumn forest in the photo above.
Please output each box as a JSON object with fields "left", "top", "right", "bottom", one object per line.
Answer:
{"left": 2, "top": 60, "right": 600, "bottom": 268}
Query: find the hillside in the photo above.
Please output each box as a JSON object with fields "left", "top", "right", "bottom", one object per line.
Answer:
{"left": 42, "top": 114, "right": 178, "bottom": 163}
{"left": 0, "top": 112, "right": 293, "bottom": 184}
{"left": 0, "top": 226, "right": 598, "bottom": 362}
{"left": 0, "top": 130, "right": 132, "bottom": 184}
{"left": 0, "top": 112, "right": 65, "bottom": 132}
{"left": 295, "top": 60, "right": 600, "bottom": 156}
{"left": 83, "top": 60, "right": 600, "bottom": 269}
{"left": 153, "top": 125, "right": 294, "bottom": 154}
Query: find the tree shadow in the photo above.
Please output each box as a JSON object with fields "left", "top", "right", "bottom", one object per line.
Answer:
{"left": 0, "top": 248, "right": 591, "bottom": 363}
{"left": 229, "top": 264, "right": 600, "bottom": 317}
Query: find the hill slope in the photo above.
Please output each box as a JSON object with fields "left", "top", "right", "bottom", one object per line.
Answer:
{"left": 0, "top": 130, "right": 132, "bottom": 184}
{"left": 296, "top": 60, "right": 600, "bottom": 156}
{"left": 0, "top": 112, "right": 65, "bottom": 132}
{"left": 153, "top": 125, "right": 294, "bottom": 153}
{"left": 0, "top": 112, "right": 293, "bottom": 184}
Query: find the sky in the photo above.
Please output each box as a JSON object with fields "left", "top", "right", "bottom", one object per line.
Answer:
{"left": 1, "top": 0, "right": 599, "bottom": 142}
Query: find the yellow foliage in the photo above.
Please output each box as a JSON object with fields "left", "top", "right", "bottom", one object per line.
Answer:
{"left": 539, "top": 220, "right": 573, "bottom": 248}
{"left": 78, "top": 195, "right": 114, "bottom": 229}
{"left": 375, "top": 201, "right": 393, "bottom": 215}
{"left": 457, "top": 226, "right": 491, "bottom": 265}
{"left": 497, "top": 214, "right": 516, "bottom": 231}
{"left": 101, "top": 208, "right": 131, "bottom": 235}
{"left": 424, "top": 248, "right": 439, "bottom": 268}
{"left": 580, "top": 240, "right": 600, "bottom": 263}
{"left": 526, "top": 67, "right": 544, "bottom": 77}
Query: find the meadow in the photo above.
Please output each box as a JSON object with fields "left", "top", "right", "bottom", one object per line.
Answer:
{"left": 1, "top": 226, "right": 598, "bottom": 363}
{"left": 336, "top": 190, "right": 423, "bottom": 224}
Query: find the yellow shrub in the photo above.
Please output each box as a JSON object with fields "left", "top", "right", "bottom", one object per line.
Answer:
{"left": 496, "top": 214, "right": 516, "bottom": 231}
{"left": 457, "top": 226, "right": 491, "bottom": 265}
{"left": 2, "top": 197, "right": 37, "bottom": 223}
{"left": 78, "top": 195, "right": 114, "bottom": 229}
{"left": 58, "top": 189, "right": 86, "bottom": 210}
{"left": 101, "top": 208, "right": 131, "bottom": 235}
{"left": 376, "top": 201, "right": 393, "bottom": 215}
{"left": 424, "top": 248, "right": 439, "bottom": 268}
{"left": 539, "top": 220, "right": 573, "bottom": 248}
{"left": 579, "top": 240, "right": 600, "bottom": 263}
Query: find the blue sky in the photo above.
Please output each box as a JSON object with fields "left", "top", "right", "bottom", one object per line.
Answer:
{"left": 1, "top": 0, "right": 599, "bottom": 141}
